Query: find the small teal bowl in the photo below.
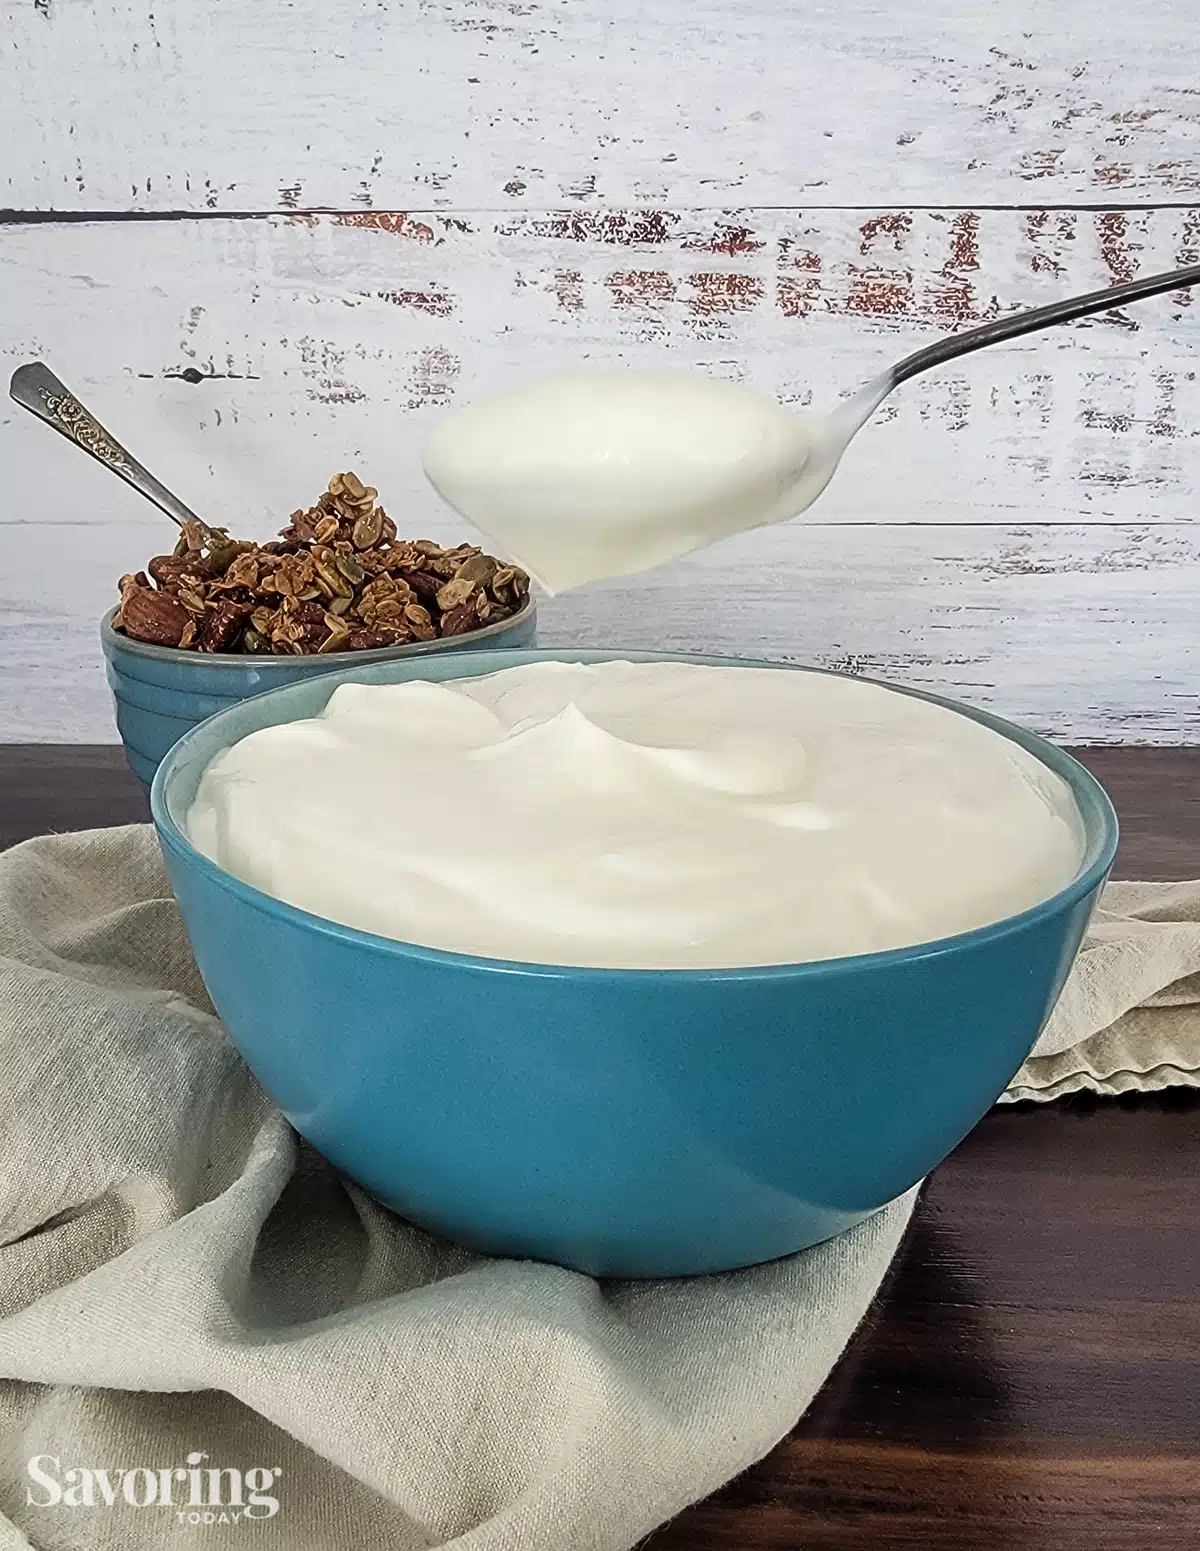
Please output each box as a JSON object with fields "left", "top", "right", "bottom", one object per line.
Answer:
{"left": 151, "top": 648, "right": 1118, "bottom": 1278}
{"left": 101, "top": 598, "right": 537, "bottom": 788}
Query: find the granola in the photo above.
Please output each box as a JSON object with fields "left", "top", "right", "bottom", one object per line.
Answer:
{"left": 114, "top": 474, "right": 530, "bottom": 655}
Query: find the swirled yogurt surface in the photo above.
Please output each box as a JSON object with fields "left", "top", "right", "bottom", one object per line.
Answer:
{"left": 185, "top": 661, "right": 1086, "bottom": 969}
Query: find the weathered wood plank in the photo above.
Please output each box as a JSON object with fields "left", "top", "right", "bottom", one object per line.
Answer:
{"left": 4, "top": 0, "right": 1200, "bottom": 212}
{"left": 3, "top": 209, "right": 1200, "bottom": 534}
{"left": 2, "top": 211, "right": 1196, "bottom": 740}
{"left": 4, "top": 519, "right": 1196, "bottom": 743}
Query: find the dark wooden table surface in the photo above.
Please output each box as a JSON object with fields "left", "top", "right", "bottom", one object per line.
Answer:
{"left": 2, "top": 745, "right": 1198, "bottom": 1549}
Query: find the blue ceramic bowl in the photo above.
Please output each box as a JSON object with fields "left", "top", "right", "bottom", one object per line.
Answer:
{"left": 151, "top": 648, "right": 1117, "bottom": 1278}
{"left": 101, "top": 598, "right": 536, "bottom": 788}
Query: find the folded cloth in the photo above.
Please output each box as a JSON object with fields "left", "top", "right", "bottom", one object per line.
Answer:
{"left": 1005, "top": 882, "right": 1200, "bottom": 1101}
{"left": 0, "top": 828, "right": 1196, "bottom": 1551}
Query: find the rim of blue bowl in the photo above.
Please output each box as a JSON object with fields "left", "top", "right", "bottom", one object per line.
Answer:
{"left": 100, "top": 595, "right": 536, "bottom": 667}
{"left": 151, "top": 648, "right": 1120, "bottom": 984}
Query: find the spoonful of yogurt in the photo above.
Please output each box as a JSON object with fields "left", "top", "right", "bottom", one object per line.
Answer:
{"left": 423, "top": 262, "right": 1200, "bottom": 594}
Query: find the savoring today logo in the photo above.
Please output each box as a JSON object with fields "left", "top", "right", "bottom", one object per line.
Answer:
{"left": 26, "top": 1451, "right": 283, "bottom": 1527}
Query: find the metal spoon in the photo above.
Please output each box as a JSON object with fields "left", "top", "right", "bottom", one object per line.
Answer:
{"left": 761, "top": 259, "right": 1200, "bottom": 559}
{"left": 9, "top": 361, "right": 217, "bottom": 540}
{"left": 423, "top": 262, "right": 1200, "bottom": 593}
{"left": 826, "top": 258, "right": 1200, "bottom": 457}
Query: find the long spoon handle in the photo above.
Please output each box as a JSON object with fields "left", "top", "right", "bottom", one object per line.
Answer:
{"left": 889, "top": 263, "right": 1200, "bottom": 387}
{"left": 9, "top": 361, "right": 207, "bottom": 531}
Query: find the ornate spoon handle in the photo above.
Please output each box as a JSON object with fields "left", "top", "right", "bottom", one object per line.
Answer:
{"left": 9, "top": 361, "right": 208, "bottom": 532}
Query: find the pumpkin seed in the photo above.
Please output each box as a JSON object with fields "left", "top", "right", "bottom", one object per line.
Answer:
{"left": 351, "top": 506, "right": 383, "bottom": 550}
{"left": 454, "top": 552, "right": 497, "bottom": 586}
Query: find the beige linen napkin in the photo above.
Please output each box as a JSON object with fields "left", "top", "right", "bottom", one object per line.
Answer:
{"left": 0, "top": 828, "right": 1196, "bottom": 1551}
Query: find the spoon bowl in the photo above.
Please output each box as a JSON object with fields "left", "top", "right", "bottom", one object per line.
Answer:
{"left": 423, "top": 370, "right": 819, "bottom": 593}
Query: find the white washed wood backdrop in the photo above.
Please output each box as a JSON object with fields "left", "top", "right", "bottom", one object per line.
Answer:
{"left": 1, "top": 0, "right": 1198, "bottom": 742}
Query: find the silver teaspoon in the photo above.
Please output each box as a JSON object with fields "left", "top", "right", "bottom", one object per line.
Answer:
{"left": 423, "top": 262, "right": 1200, "bottom": 594}
{"left": 9, "top": 362, "right": 217, "bottom": 540}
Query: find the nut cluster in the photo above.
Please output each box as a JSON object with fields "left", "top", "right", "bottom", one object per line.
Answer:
{"left": 114, "top": 473, "right": 530, "bottom": 655}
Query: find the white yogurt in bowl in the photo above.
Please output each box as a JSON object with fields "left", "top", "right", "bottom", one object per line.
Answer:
{"left": 185, "top": 660, "right": 1086, "bottom": 970}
